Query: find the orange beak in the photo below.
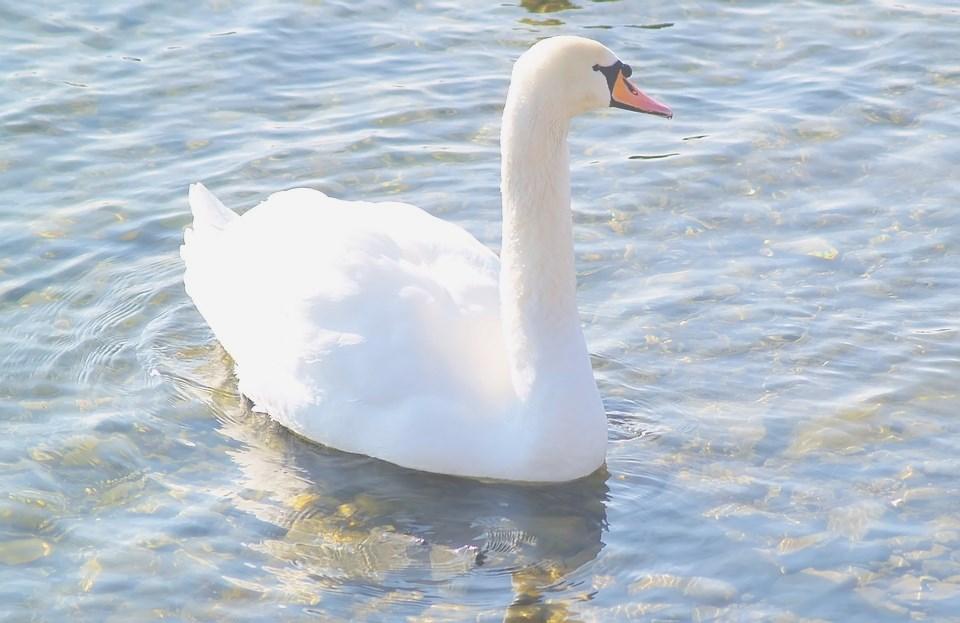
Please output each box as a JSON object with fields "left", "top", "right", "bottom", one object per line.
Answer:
{"left": 611, "top": 71, "right": 673, "bottom": 119}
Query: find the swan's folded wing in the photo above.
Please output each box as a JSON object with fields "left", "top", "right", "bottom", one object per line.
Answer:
{"left": 182, "top": 188, "right": 512, "bottom": 449}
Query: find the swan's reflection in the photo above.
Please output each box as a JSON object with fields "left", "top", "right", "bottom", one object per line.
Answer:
{"left": 211, "top": 392, "right": 608, "bottom": 617}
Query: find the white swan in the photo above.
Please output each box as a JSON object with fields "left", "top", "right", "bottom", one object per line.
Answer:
{"left": 182, "top": 36, "right": 672, "bottom": 482}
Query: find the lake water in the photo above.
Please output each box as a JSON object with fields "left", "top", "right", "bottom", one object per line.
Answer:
{"left": 2, "top": 0, "right": 959, "bottom": 620}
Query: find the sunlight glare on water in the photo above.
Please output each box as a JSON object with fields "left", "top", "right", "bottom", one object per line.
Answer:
{"left": 1, "top": 0, "right": 959, "bottom": 621}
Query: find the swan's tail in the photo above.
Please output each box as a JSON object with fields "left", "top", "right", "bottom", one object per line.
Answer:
{"left": 187, "top": 182, "right": 237, "bottom": 232}
{"left": 181, "top": 183, "right": 237, "bottom": 268}
{"left": 180, "top": 183, "right": 244, "bottom": 362}
{"left": 180, "top": 183, "right": 240, "bottom": 278}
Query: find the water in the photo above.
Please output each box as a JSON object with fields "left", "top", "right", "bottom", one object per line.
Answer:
{"left": 2, "top": 0, "right": 959, "bottom": 620}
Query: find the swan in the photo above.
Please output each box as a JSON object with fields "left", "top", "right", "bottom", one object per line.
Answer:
{"left": 181, "top": 36, "right": 672, "bottom": 482}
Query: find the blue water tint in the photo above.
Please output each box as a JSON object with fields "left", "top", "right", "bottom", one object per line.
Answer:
{"left": 1, "top": 0, "right": 959, "bottom": 620}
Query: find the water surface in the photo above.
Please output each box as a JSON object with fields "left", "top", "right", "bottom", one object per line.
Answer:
{"left": 2, "top": 0, "right": 959, "bottom": 620}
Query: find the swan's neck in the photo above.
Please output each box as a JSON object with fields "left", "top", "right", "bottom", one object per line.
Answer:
{"left": 499, "top": 88, "right": 591, "bottom": 403}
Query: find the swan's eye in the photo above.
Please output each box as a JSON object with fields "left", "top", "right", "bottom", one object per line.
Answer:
{"left": 593, "top": 61, "right": 628, "bottom": 91}
{"left": 593, "top": 61, "right": 630, "bottom": 79}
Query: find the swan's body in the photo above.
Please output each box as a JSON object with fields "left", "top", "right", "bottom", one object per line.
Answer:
{"left": 182, "top": 36, "right": 671, "bottom": 482}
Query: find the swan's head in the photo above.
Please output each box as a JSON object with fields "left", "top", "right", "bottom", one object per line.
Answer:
{"left": 511, "top": 36, "right": 672, "bottom": 120}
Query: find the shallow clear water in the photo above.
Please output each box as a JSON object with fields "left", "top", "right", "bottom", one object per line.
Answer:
{"left": 2, "top": 0, "right": 959, "bottom": 620}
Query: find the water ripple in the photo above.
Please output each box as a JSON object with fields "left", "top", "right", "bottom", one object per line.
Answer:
{"left": 1, "top": 0, "right": 958, "bottom": 620}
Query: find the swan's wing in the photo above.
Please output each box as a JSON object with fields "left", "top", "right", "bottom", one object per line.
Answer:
{"left": 182, "top": 187, "right": 513, "bottom": 451}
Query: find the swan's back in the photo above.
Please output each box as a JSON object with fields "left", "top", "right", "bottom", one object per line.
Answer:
{"left": 182, "top": 185, "right": 517, "bottom": 473}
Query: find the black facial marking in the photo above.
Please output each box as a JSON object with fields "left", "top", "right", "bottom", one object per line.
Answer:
{"left": 592, "top": 60, "right": 627, "bottom": 91}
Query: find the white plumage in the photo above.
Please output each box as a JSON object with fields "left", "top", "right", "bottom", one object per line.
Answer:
{"left": 183, "top": 185, "right": 519, "bottom": 475}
